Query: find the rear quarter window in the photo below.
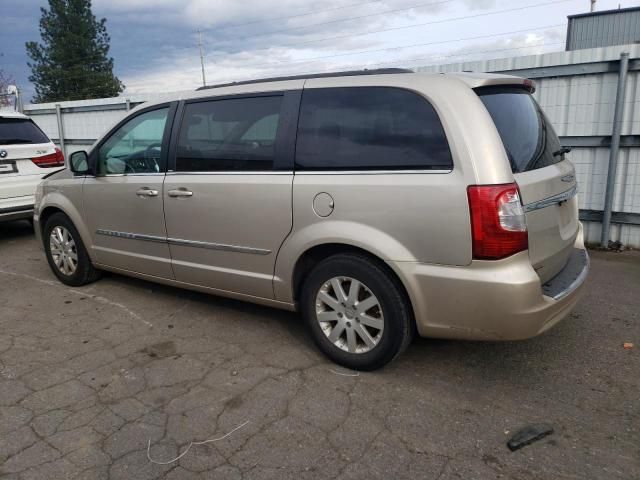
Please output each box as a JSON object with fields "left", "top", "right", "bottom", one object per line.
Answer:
{"left": 295, "top": 87, "right": 453, "bottom": 171}
{"left": 477, "top": 87, "right": 563, "bottom": 173}
{"left": 0, "top": 118, "right": 50, "bottom": 145}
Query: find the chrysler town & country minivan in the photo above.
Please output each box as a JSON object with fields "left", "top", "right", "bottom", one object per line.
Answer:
{"left": 34, "top": 69, "right": 589, "bottom": 370}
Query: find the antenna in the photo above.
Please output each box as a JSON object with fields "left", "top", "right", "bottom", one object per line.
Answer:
{"left": 590, "top": 0, "right": 596, "bottom": 12}
{"left": 197, "top": 29, "right": 207, "bottom": 87}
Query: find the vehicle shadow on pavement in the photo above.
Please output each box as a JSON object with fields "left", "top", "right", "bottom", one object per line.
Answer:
{"left": 0, "top": 219, "right": 35, "bottom": 241}
{"left": 77, "top": 258, "right": 573, "bottom": 392}
{"left": 401, "top": 333, "right": 567, "bottom": 385}
{"left": 98, "top": 263, "right": 582, "bottom": 390}
{"left": 96, "top": 271, "right": 314, "bottom": 346}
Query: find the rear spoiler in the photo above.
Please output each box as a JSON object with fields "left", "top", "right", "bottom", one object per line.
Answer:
{"left": 448, "top": 73, "right": 535, "bottom": 93}
{"left": 473, "top": 82, "right": 536, "bottom": 95}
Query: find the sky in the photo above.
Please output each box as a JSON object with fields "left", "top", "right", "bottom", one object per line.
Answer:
{"left": 0, "top": 0, "right": 633, "bottom": 102}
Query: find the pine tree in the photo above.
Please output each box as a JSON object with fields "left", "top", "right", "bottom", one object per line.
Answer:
{"left": 26, "top": 0, "right": 123, "bottom": 103}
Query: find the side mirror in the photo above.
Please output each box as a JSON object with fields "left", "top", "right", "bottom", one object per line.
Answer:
{"left": 69, "top": 151, "right": 90, "bottom": 175}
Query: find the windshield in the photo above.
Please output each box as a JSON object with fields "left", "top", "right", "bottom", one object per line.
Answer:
{"left": 477, "top": 87, "right": 563, "bottom": 173}
{"left": 0, "top": 118, "right": 50, "bottom": 145}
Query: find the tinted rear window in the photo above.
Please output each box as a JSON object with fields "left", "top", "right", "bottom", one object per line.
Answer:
{"left": 477, "top": 88, "right": 563, "bottom": 173}
{"left": 0, "top": 118, "right": 50, "bottom": 145}
{"left": 295, "top": 87, "right": 453, "bottom": 170}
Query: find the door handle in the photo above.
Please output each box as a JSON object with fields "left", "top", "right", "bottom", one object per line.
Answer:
{"left": 168, "top": 188, "right": 193, "bottom": 198}
{"left": 136, "top": 187, "right": 159, "bottom": 197}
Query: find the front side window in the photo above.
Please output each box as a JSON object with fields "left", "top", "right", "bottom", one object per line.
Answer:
{"left": 176, "top": 96, "right": 282, "bottom": 172}
{"left": 295, "top": 87, "right": 453, "bottom": 170}
{"left": 97, "top": 107, "right": 169, "bottom": 175}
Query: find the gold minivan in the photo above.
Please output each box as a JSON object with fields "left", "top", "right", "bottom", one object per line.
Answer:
{"left": 34, "top": 69, "right": 589, "bottom": 370}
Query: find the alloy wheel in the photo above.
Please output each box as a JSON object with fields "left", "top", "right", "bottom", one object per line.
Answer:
{"left": 49, "top": 226, "right": 78, "bottom": 276}
{"left": 315, "top": 276, "right": 384, "bottom": 354}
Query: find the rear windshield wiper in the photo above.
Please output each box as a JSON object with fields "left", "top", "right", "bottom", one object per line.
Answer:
{"left": 553, "top": 146, "right": 571, "bottom": 157}
{"left": 0, "top": 138, "right": 34, "bottom": 145}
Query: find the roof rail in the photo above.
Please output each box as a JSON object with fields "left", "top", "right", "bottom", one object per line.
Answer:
{"left": 196, "top": 68, "right": 413, "bottom": 91}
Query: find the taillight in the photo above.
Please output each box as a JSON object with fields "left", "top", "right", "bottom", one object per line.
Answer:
{"left": 31, "top": 148, "right": 65, "bottom": 168}
{"left": 467, "top": 183, "right": 528, "bottom": 260}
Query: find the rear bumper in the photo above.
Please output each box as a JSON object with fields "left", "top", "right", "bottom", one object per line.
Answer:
{"left": 391, "top": 233, "right": 589, "bottom": 341}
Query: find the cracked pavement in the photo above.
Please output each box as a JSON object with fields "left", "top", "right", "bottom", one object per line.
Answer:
{"left": 0, "top": 220, "right": 638, "bottom": 479}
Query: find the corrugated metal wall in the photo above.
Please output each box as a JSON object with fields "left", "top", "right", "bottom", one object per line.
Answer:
{"left": 535, "top": 72, "right": 639, "bottom": 136}
{"left": 572, "top": 147, "right": 639, "bottom": 246}
{"left": 23, "top": 44, "right": 640, "bottom": 247}
{"left": 567, "top": 8, "right": 640, "bottom": 51}
{"left": 418, "top": 44, "right": 640, "bottom": 247}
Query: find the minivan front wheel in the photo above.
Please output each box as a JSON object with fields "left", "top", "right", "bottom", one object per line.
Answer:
{"left": 301, "top": 253, "right": 413, "bottom": 371}
{"left": 43, "top": 213, "right": 101, "bottom": 287}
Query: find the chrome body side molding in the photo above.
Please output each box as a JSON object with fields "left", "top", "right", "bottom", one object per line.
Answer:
{"left": 167, "top": 237, "right": 271, "bottom": 255}
{"left": 96, "top": 229, "right": 271, "bottom": 255}
{"left": 95, "top": 229, "right": 166, "bottom": 243}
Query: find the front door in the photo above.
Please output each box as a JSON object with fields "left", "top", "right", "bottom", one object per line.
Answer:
{"left": 163, "top": 93, "right": 296, "bottom": 299}
{"left": 83, "top": 105, "right": 175, "bottom": 278}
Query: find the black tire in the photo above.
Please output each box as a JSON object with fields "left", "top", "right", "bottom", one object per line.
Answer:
{"left": 300, "top": 253, "right": 414, "bottom": 371}
{"left": 43, "top": 213, "right": 101, "bottom": 286}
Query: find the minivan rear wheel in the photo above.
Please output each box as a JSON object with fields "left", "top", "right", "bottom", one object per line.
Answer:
{"left": 43, "top": 213, "right": 101, "bottom": 287}
{"left": 300, "top": 253, "right": 413, "bottom": 371}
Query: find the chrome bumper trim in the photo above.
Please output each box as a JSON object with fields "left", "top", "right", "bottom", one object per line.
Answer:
{"left": 524, "top": 185, "right": 578, "bottom": 213}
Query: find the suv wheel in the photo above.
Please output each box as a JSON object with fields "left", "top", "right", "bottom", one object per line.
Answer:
{"left": 43, "top": 213, "right": 101, "bottom": 286}
{"left": 301, "top": 253, "right": 413, "bottom": 371}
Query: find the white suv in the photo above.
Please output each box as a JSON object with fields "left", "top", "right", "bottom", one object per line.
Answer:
{"left": 0, "top": 111, "right": 64, "bottom": 222}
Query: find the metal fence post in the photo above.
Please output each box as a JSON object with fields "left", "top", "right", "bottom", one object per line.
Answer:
{"left": 55, "top": 104, "right": 66, "bottom": 158}
{"left": 16, "top": 88, "right": 23, "bottom": 113}
{"left": 600, "top": 52, "right": 629, "bottom": 248}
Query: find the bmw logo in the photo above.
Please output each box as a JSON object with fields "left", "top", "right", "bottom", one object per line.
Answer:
{"left": 0, "top": 150, "right": 7, "bottom": 159}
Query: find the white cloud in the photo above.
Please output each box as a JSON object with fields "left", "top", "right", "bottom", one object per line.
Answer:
{"left": 112, "top": 0, "right": 568, "bottom": 94}
{"left": 121, "top": 25, "right": 565, "bottom": 95}
{"left": 94, "top": 0, "right": 459, "bottom": 27}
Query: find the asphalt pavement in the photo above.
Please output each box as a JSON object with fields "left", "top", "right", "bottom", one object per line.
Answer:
{"left": 0, "top": 220, "right": 638, "bottom": 479}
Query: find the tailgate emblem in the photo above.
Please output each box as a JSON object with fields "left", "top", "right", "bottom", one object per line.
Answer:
{"left": 0, "top": 150, "right": 7, "bottom": 159}
{"left": 561, "top": 174, "right": 574, "bottom": 182}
